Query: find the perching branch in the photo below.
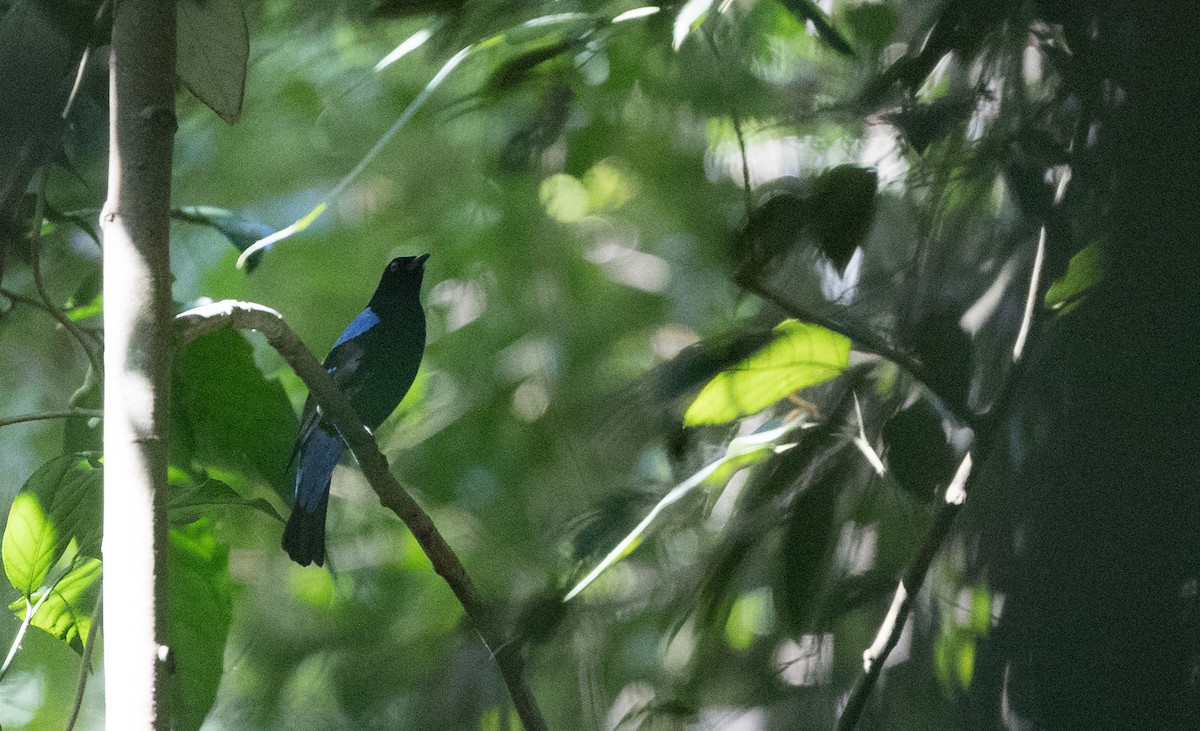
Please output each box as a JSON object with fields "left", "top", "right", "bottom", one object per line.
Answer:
{"left": 174, "top": 300, "right": 548, "bottom": 731}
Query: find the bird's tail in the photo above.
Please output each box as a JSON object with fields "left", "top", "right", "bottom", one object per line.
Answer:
{"left": 283, "top": 426, "right": 342, "bottom": 566}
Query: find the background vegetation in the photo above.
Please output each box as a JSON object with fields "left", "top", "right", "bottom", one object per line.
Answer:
{"left": 1, "top": 0, "right": 1196, "bottom": 728}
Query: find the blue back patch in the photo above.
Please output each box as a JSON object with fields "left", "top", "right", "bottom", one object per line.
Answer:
{"left": 334, "top": 307, "right": 380, "bottom": 347}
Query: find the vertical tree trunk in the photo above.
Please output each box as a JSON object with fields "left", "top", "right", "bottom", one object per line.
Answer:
{"left": 100, "top": 0, "right": 177, "bottom": 728}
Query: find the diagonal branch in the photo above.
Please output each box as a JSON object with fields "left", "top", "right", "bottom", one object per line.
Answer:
{"left": 174, "top": 300, "right": 547, "bottom": 731}
{"left": 836, "top": 454, "right": 973, "bottom": 730}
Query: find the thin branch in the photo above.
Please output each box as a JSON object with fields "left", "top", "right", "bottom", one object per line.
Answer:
{"left": 731, "top": 115, "right": 754, "bottom": 217}
{"left": 0, "top": 409, "right": 104, "bottom": 429}
{"left": 65, "top": 592, "right": 103, "bottom": 731}
{"left": 174, "top": 300, "right": 548, "bottom": 731}
{"left": 0, "top": 581, "right": 57, "bottom": 683}
{"left": 837, "top": 454, "right": 973, "bottom": 730}
{"left": 27, "top": 171, "right": 105, "bottom": 382}
{"left": 737, "top": 275, "right": 930, "bottom": 388}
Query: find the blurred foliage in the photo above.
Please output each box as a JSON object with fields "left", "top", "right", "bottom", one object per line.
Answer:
{"left": 1, "top": 0, "right": 1194, "bottom": 728}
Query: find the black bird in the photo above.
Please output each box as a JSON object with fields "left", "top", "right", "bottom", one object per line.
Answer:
{"left": 283, "top": 254, "right": 429, "bottom": 566}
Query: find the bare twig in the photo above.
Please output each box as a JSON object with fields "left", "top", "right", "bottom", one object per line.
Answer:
{"left": 0, "top": 409, "right": 104, "bottom": 429}
{"left": 174, "top": 300, "right": 548, "bottom": 731}
{"left": 0, "top": 286, "right": 104, "bottom": 380}
{"left": 737, "top": 275, "right": 930, "bottom": 389}
{"left": 26, "top": 171, "right": 105, "bottom": 382}
{"left": 837, "top": 454, "right": 973, "bottom": 730}
{"left": 65, "top": 593, "right": 103, "bottom": 731}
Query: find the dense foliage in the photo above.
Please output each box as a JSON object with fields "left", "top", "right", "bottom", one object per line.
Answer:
{"left": 1, "top": 0, "right": 1196, "bottom": 728}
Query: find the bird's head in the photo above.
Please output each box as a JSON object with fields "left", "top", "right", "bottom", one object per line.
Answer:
{"left": 370, "top": 253, "right": 429, "bottom": 310}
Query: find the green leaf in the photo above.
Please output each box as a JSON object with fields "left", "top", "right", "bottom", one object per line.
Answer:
{"left": 172, "top": 328, "right": 299, "bottom": 505}
{"left": 11, "top": 557, "right": 101, "bottom": 654}
{"left": 3, "top": 493, "right": 56, "bottom": 596}
{"left": 177, "top": 0, "right": 248, "bottom": 124}
{"left": 844, "top": 3, "right": 896, "bottom": 52}
{"left": 776, "top": 470, "right": 843, "bottom": 633}
{"left": 934, "top": 627, "right": 977, "bottom": 695}
{"left": 168, "top": 474, "right": 285, "bottom": 525}
{"left": 169, "top": 521, "right": 233, "bottom": 731}
{"left": 175, "top": 206, "right": 277, "bottom": 273}
{"left": 725, "top": 588, "right": 773, "bottom": 650}
{"left": 1045, "top": 241, "right": 1106, "bottom": 310}
{"left": 777, "top": 0, "right": 854, "bottom": 56}
{"left": 2, "top": 456, "right": 103, "bottom": 596}
{"left": 684, "top": 320, "right": 850, "bottom": 426}
{"left": 882, "top": 398, "right": 954, "bottom": 503}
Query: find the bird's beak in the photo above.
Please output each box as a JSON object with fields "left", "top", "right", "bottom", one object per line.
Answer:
{"left": 409, "top": 253, "right": 430, "bottom": 270}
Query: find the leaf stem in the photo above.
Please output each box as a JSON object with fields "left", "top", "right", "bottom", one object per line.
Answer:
{"left": 0, "top": 409, "right": 105, "bottom": 429}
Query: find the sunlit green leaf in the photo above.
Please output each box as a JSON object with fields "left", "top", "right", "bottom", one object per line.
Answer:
{"left": 2, "top": 455, "right": 102, "bottom": 597}
{"left": 684, "top": 320, "right": 850, "bottom": 426}
{"left": 11, "top": 557, "right": 101, "bottom": 654}
{"left": 3, "top": 493, "right": 56, "bottom": 597}
{"left": 1045, "top": 241, "right": 1106, "bottom": 310}
{"left": 725, "top": 588, "right": 773, "bottom": 650}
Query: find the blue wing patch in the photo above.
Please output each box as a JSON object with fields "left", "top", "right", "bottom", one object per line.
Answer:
{"left": 334, "top": 307, "right": 380, "bottom": 347}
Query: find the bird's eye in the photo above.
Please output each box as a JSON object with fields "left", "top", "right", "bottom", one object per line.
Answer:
{"left": 389, "top": 260, "right": 400, "bottom": 272}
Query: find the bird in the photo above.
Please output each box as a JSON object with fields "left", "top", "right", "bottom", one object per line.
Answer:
{"left": 283, "top": 254, "right": 429, "bottom": 566}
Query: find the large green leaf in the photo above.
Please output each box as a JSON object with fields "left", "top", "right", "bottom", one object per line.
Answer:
{"left": 168, "top": 471, "right": 284, "bottom": 525}
{"left": 169, "top": 521, "right": 233, "bottom": 731}
{"left": 9, "top": 557, "right": 101, "bottom": 654}
{"left": 684, "top": 320, "right": 850, "bottom": 425}
{"left": 173, "top": 328, "right": 299, "bottom": 504}
{"left": 177, "top": 0, "right": 248, "bottom": 124}
{"left": 2, "top": 455, "right": 102, "bottom": 597}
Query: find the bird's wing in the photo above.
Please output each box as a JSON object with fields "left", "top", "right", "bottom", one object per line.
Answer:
{"left": 293, "top": 335, "right": 366, "bottom": 454}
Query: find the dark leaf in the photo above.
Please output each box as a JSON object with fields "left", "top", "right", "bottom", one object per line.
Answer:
{"left": 809, "top": 164, "right": 878, "bottom": 272}
{"left": 911, "top": 312, "right": 973, "bottom": 414}
{"left": 844, "top": 3, "right": 897, "bottom": 52}
{"left": 64, "top": 366, "right": 102, "bottom": 454}
{"left": 175, "top": 206, "right": 276, "bottom": 272}
{"left": 777, "top": 0, "right": 854, "bottom": 56}
{"left": 168, "top": 473, "right": 284, "bottom": 525}
{"left": 177, "top": 0, "right": 248, "bottom": 124}
{"left": 775, "top": 467, "right": 845, "bottom": 634}
{"left": 882, "top": 398, "right": 954, "bottom": 503}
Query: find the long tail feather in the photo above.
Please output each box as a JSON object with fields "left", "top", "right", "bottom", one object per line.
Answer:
{"left": 283, "top": 425, "right": 342, "bottom": 566}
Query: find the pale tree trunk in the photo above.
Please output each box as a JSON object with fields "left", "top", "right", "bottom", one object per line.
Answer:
{"left": 100, "top": 0, "right": 177, "bottom": 728}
